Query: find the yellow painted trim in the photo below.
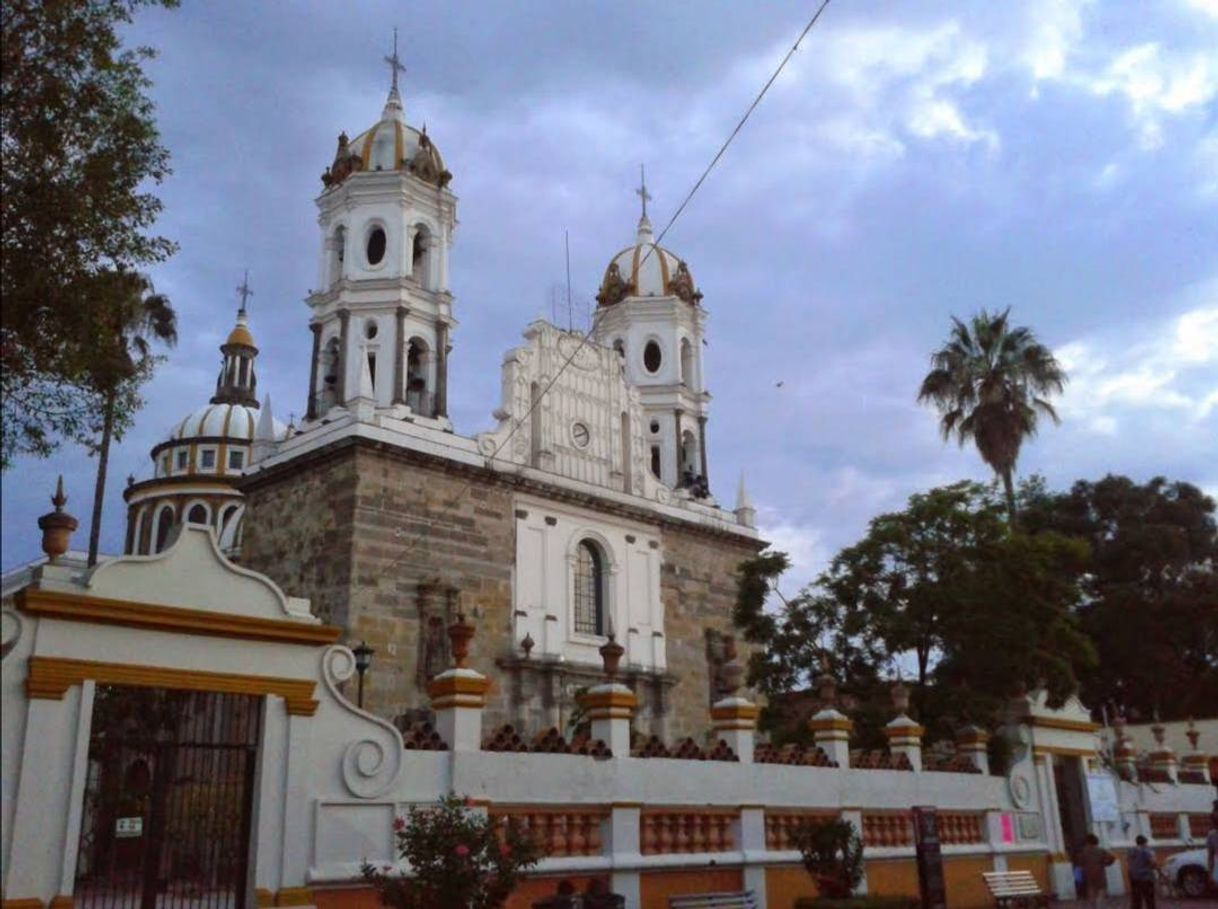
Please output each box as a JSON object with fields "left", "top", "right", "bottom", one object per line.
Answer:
{"left": 1022, "top": 715, "right": 1100, "bottom": 733}
{"left": 1050, "top": 852, "right": 1069, "bottom": 863}
{"left": 578, "top": 689, "right": 639, "bottom": 711}
{"left": 427, "top": 674, "right": 490, "bottom": 699}
{"left": 48, "top": 898, "right": 73, "bottom": 909}
{"left": 808, "top": 717, "right": 854, "bottom": 733}
{"left": 26, "top": 656, "right": 319, "bottom": 716}
{"left": 2, "top": 900, "right": 45, "bottom": 909}
{"left": 710, "top": 703, "right": 759, "bottom": 723}
{"left": 1034, "top": 745, "right": 1096, "bottom": 758}
{"left": 884, "top": 724, "right": 925, "bottom": 740}
{"left": 17, "top": 589, "right": 341, "bottom": 647}
{"left": 361, "top": 129, "right": 375, "bottom": 169}
{"left": 256, "top": 889, "right": 275, "bottom": 908}
{"left": 658, "top": 248, "right": 670, "bottom": 291}
{"left": 275, "top": 888, "right": 314, "bottom": 907}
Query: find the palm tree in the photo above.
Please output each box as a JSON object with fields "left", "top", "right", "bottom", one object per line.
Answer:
{"left": 917, "top": 308, "right": 1066, "bottom": 523}
{"left": 86, "top": 272, "right": 177, "bottom": 565}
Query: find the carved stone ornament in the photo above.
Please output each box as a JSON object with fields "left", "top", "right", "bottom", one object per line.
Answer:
{"left": 408, "top": 132, "right": 453, "bottom": 188}
{"left": 668, "top": 260, "right": 702, "bottom": 304}
{"left": 322, "top": 132, "right": 363, "bottom": 189}
{"left": 596, "top": 262, "right": 633, "bottom": 307}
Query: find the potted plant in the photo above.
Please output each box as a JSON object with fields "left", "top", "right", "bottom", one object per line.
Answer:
{"left": 361, "top": 793, "right": 541, "bottom": 909}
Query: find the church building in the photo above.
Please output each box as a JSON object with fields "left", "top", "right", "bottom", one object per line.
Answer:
{"left": 125, "top": 55, "right": 762, "bottom": 741}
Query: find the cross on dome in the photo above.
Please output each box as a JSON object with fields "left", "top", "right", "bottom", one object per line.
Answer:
{"left": 236, "top": 270, "right": 253, "bottom": 314}
{"left": 636, "top": 164, "right": 652, "bottom": 221}
{"left": 385, "top": 27, "right": 406, "bottom": 96}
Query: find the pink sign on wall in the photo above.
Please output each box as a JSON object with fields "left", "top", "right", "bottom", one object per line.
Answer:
{"left": 1000, "top": 813, "right": 1016, "bottom": 844}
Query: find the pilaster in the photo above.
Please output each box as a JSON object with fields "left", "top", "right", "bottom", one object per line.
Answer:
{"left": 710, "top": 695, "right": 758, "bottom": 763}
{"left": 809, "top": 708, "right": 853, "bottom": 767}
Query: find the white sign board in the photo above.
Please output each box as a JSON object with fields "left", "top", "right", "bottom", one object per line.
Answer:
{"left": 115, "top": 816, "right": 143, "bottom": 838}
{"left": 1086, "top": 773, "right": 1120, "bottom": 823}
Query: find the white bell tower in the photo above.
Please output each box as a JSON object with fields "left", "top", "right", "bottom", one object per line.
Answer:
{"left": 592, "top": 171, "right": 711, "bottom": 496}
{"left": 304, "top": 32, "right": 458, "bottom": 426}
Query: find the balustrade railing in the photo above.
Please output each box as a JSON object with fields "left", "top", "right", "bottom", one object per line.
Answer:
{"left": 640, "top": 810, "right": 736, "bottom": 855}
{"left": 863, "top": 811, "right": 914, "bottom": 847}
{"left": 1149, "top": 813, "right": 1179, "bottom": 840}
{"left": 764, "top": 810, "right": 838, "bottom": 851}
{"left": 489, "top": 806, "right": 608, "bottom": 858}
{"left": 937, "top": 812, "right": 985, "bottom": 845}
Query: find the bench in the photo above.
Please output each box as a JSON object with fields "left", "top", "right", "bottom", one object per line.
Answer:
{"left": 982, "top": 870, "right": 1049, "bottom": 908}
{"left": 669, "top": 892, "right": 758, "bottom": 909}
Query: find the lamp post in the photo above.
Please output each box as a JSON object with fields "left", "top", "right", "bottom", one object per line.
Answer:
{"left": 353, "top": 641, "right": 374, "bottom": 708}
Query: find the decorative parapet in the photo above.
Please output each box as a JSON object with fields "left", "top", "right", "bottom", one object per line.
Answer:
{"left": 631, "top": 734, "right": 737, "bottom": 762}
{"left": 1188, "top": 814, "right": 1214, "bottom": 837}
{"left": 851, "top": 749, "right": 913, "bottom": 771}
{"left": 863, "top": 811, "right": 914, "bottom": 847}
{"left": 640, "top": 809, "right": 736, "bottom": 855}
{"left": 489, "top": 805, "right": 608, "bottom": 858}
{"left": 924, "top": 754, "right": 983, "bottom": 774}
{"left": 809, "top": 707, "right": 853, "bottom": 766}
{"left": 937, "top": 812, "right": 986, "bottom": 845}
{"left": 955, "top": 724, "right": 990, "bottom": 774}
{"left": 481, "top": 724, "right": 611, "bottom": 757}
{"left": 764, "top": 810, "right": 837, "bottom": 851}
{"left": 1149, "top": 813, "right": 1180, "bottom": 840}
{"left": 883, "top": 714, "right": 924, "bottom": 771}
{"left": 397, "top": 720, "right": 448, "bottom": 751}
{"left": 754, "top": 742, "right": 837, "bottom": 767}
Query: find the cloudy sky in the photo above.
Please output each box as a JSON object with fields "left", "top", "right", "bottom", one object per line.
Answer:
{"left": 3, "top": 0, "right": 1216, "bottom": 591}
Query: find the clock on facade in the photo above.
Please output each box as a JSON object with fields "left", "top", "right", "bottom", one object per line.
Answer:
{"left": 571, "top": 422, "right": 591, "bottom": 448}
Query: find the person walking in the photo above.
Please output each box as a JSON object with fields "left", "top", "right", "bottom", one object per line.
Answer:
{"left": 1128, "top": 835, "right": 1159, "bottom": 909}
{"left": 1080, "top": 833, "right": 1116, "bottom": 908}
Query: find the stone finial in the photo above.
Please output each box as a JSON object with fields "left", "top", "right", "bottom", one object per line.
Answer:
{"left": 816, "top": 655, "right": 836, "bottom": 707}
{"left": 599, "top": 634, "right": 625, "bottom": 681}
{"left": 520, "top": 633, "right": 534, "bottom": 659}
{"left": 38, "top": 476, "right": 78, "bottom": 563}
{"left": 1185, "top": 717, "right": 1200, "bottom": 752}
{"left": 1151, "top": 720, "right": 1166, "bottom": 748}
{"left": 891, "top": 679, "right": 910, "bottom": 714}
{"left": 447, "top": 612, "right": 476, "bottom": 669}
{"left": 720, "top": 658, "right": 744, "bottom": 698}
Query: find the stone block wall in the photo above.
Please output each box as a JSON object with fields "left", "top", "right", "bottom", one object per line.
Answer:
{"left": 240, "top": 436, "right": 762, "bottom": 737}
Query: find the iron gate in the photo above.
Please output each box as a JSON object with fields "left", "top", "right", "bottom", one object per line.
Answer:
{"left": 75, "top": 685, "right": 262, "bottom": 909}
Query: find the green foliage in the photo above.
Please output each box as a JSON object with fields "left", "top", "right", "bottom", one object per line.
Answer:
{"left": 1021, "top": 475, "right": 1218, "bottom": 720}
{"left": 795, "top": 817, "right": 865, "bottom": 899}
{"left": 918, "top": 308, "right": 1066, "bottom": 520}
{"left": 1, "top": 0, "right": 178, "bottom": 468}
{"left": 361, "top": 793, "right": 541, "bottom": 909}
{"left": 735, "top": 479, "right": 1095, "bottom": 744}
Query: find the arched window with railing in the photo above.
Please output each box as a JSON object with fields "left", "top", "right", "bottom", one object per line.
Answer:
{"left": 573, "top": 539, "right": 606, "bottom": 636}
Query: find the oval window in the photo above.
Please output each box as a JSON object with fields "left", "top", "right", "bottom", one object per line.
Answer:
{"left": 643, "top": 340, "right": 662, "bottom": 373}
{"left": 364, "top": 320, "right": 378, "bottom": 340}
{"left": 366, "top": 227, "right": 387, "bottom": 265}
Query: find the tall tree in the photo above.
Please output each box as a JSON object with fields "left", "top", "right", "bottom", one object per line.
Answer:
{"left": 85, "top": 271, "right": 177, "bottom": 565}
{"left": 917, "top": 309, "right": 1066, "bottom": 522}
{"left": 735, "top": 480, "right": 1094, "bottom": 742}
{"left": 1, "top": 0, "right": 178, "bottom": 469}
{"left": 1021, "top": 475, "right": 1218, "bottom": 721}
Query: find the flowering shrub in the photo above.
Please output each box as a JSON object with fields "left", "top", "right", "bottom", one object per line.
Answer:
{"left": 361, "top": 793, "right": 542, "bottom": 909}
{"left": 794, "top": 817, "right": 864, "bottom": 899}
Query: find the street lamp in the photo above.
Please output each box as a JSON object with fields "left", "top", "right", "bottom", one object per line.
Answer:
{"left": 352, "top": 640, "right": 374, "bottom": 708}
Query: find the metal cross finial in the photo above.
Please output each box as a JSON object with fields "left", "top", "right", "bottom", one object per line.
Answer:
{"left": 636, "top": 163, "right": 652, "bottom": 219}
{"left": 385, "top": 27, "right": 406, "bottom": 94}
{"left": 236, "top": 270, "right": 253, "bottom": 313}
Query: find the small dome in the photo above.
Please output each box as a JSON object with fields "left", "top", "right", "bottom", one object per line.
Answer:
{"left": 168, "top": 403, "right": 285, "bottom": 444}
{"left": 322, "top": 91, "right": 451, "bottom": 190}
{"left": 597, "top": 217, "right": 702, "bottom": 307}
{"left": 226, "top": 320, "right": 255, "bottom": 348}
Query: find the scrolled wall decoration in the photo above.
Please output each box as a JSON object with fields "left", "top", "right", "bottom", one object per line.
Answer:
{"left": 321, "top": 644, "right": 404, "bottom": 799}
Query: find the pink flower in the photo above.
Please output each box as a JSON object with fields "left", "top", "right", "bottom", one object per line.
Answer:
{"left": 392, "top": 817, "right": 405, "bottom": 832}
{"left": 455, "top": 844, "right": 470, "bottom": 858}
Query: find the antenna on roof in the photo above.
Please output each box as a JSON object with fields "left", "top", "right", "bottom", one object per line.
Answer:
{"left": 565, "top": 229, "right": 573, "bottom": 332}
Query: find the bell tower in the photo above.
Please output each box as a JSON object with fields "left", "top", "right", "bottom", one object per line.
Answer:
{"left": 593, "top": 172, "right": 711, "bottom": 495}
{"left": 304, "top": 31, "right": 458, "bottom": 425}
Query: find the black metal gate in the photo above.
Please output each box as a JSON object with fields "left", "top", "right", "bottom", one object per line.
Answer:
{"left": 75, "top": 685, "right": 262, "bottom": 909}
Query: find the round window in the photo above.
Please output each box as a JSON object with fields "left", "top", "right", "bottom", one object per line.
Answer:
{"left": 364, "top": 320, "right": 378, "bottom": 340}
{"left": 643, "top": 340, "right": 662, "bottom": 373}
{"left": 571, "top": 422, "right": 591, "bottom": 448}
{"left": 366, "top": 227, "right": 387, "bottom": 266}
{"left": 649, "top": 420, "right": 660, "bottom": 435}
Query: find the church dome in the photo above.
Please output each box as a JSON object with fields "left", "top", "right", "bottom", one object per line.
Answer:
{"left": 597, "top": 217, "right": 702, "bottom": 307}
{"left": 170, "top": 403, "right": 263, "bottom": 443}
{"left": 322, "top": 89, "right": 451, "bottom": 190}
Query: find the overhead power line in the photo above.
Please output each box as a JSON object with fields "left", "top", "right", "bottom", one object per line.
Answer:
{"left": 388, "top": 0, "right": 833, "bottom": 568}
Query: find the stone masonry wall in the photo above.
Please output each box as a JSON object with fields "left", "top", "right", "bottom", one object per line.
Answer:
{"left": 239, "top": 436, "right": 763, "bottom": 739}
